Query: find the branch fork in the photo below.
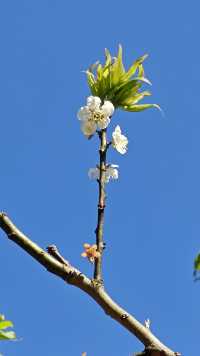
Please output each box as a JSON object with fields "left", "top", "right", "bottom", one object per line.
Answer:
{"left": 0, "top": 212, "right": 180, "bottom": 356}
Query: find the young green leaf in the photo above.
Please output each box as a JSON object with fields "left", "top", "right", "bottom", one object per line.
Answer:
{"left": 120, "top": 91, "right": 151, "bottom": 106}
{"left": 0, "top": 321, "right": 13, "bottom": 330}
{"left": 84, "top": 45, "right": 159, "bottom": 111}
{"left": 122, "top": 54, "right": 148, "bottom": 82}
{"left": 110, "top": 44, "right": 125, "bottom": 86}
{"left": 122, "top": 103, "right": 161, "bottom": 112}
{"left": 194, "top": 253, "right": 200, "bottom": 272}
{"left": 0, "top": 330, "right": 16, "bottom": 341}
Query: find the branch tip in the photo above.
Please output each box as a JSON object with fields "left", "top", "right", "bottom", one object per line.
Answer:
{"left": 46, "top": 244, "right": 70, "bottom": 266}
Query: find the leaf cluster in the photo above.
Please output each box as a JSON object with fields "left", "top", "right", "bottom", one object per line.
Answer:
{"left": 0, "top": 314, "right": 16, "bottom": 341}
{"left": 86, "top": 45, "right": 160, "bottom": 113}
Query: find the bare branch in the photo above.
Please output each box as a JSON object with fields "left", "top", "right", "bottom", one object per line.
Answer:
{"left": 0, "top": 212, "right": 180, "bottom": 356}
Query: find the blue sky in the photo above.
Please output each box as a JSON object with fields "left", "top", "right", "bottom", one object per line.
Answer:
{"left": 0, "top": 1, "right": 199, "bottom": 355}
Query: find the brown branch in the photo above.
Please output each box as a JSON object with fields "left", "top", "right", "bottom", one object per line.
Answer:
{"left": 0, "top": 212, "right": 180, "bottom": 356}
{"left": 94, "top": 129, "right": 107, "bottom": 282}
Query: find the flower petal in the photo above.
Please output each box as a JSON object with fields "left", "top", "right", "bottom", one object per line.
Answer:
{"left": 81, "top": 120, "right": 97, "bottom": 137}
{"left": 87, "top": 96, "right": 101, "bottom": 111}
{"left": 106, "top": 166, "right": 119, "bottom": 181}
{"left": 104, "top": 165, "right": 119, "bottom": 183}
{"left": 88, "top": 168, "right": 99, "bottom": 180}
{"left": 110, "top": 164, "right": 119, "bottom": 168}
{"left": 83, "top": 243, "right": 91, "bottom": 248}
{"left": 101, "top": 100, "right": 115, "bottom": 117}
{"left": 91, "top": 244, "right": 98, "bottom": 249}
{"left": 77, "top": 106, "right": 91, "bottom": 121}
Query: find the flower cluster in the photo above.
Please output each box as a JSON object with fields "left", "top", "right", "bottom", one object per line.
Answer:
{"left": 81, "top": 243, "right": 100, "bottom": 263}
{"left": 77, "top": 96, "right": 114, "bottom": 137}
{"left": 77, "top": 95, "right": 129, "bottom": 189}
{"left": 77, "top": 95, "right": 129, "bottom": 264}
{"left": 88, "top": 164, "right": 119, "bottom": 183}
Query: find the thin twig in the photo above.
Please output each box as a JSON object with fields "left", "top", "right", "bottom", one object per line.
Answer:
{"left": 94, "top": 129, "right": 107, "bottom": 283}
{"left": 47, "top": 245, "right": 70, "bottom": 266}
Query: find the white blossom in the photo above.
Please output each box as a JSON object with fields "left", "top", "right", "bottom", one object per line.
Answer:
{"left": 88, "top": 164, "right": 119, "bottom": 183}
{"left": 112, "top": 125, "right": 128, "bottom": 154}
{"left": 105, "top": 164, "right": 119, "bottom": 182}
{"left": 88, "top": 167, "right": 99, "bottom": 180}
{"left": 144, "top": 319, "right": 151, "bottom": 329}
{"left": 77, "top": 96, "right": 115, "bottom": 137}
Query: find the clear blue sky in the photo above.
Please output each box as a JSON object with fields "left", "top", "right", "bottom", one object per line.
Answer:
{"left": 0, "top": 1, "right": 199, "bottom": 355}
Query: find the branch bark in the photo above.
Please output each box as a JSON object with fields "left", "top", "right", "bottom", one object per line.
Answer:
{"left": 94, "top": 129, "right": 107, "bottom": 282}
{"left": 0, "top": 212, "right": 180, "bottom": 356}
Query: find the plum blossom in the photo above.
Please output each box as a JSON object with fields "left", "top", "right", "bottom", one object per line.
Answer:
{"left": 105, "top": 164, "right": 119, "bottom": 182}
{"left": 81, "top": 243, "right": 100, "bottom": 263}
{"left": 112, "top": 125, "right": 128, "bottom": 154}
{"left": 77, "top": 96, "right": 114, "bottom": 137}
{"left": 144, "top": 319, "right": 151, "bottom": 329}
{"left": 88, "top": 167, "right": 99, "bottom": 180}
{"left": 88, "top": 164, "right": 119, "bottom": 183}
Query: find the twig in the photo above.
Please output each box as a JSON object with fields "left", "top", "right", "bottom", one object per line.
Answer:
{"left": 0, "top": 212, "right": 180, "bottom": 356}
{"left": 94, "top": 129, "right": 107, "bottom": 283}
{"left": 47, "top": 245, "right": 70, "bottom": 266}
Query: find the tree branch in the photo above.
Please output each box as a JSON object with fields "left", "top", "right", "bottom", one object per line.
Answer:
{"left": 0, "top": 212, "right": 180, "bottom": 356}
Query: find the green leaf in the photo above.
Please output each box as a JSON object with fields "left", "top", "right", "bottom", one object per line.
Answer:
{"left": 110, "top": 44, "right": 125, "bottom": 86}
{"left": 88, "top": 61, "right": 99, "bottom": 73}
{"left": 122, "top": 54, "right": 148, "bottom": 82}
{"left": 122, "top": 103, "right": 161, "bottom": 112}
{"left": 114, "top": 76, "right": 151, "bottom": 97}
{"left": 112, "top": 79, "right": 144, "bottom": 104}
{"left": 133, "top": 76, "right": 151, "bottom": 85}
{"left": 121, "top": 91, "right": 151, "bottom": 106}
{"left": 194, "top": 253, "right": 200, "bottom": 271}
{"left": 138, "top": 63, "right": 145, "bottom": 78}
{"left": 86, "top": 71, "right": 97, "bottom": 95}
{"left": 0, "top": 330, "right": 16, "bottom": 341}
{"left": 97, "top": 64, "right": 103, "bottom": 81}
{"left": 104, "top": 48, "right": 112, "bottom": 67}
{"left": 0, "top": 321, "right": 13, "bottom": 330}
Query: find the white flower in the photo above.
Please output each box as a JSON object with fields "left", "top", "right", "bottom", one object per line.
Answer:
{"left": 144, "top": 319, "right": 151, "bottom": 329}
{"left": 88, "top": 167, "right": 99, "bottom": 180}
{"left": 88, "top": 164, "right": 119, "bottom": 183}
{"left": 105, "top": 164, "right": 119, "bottom": 182}
{"left": 77, "top": 96, "right": 115, "bottom": 137}
{"left": 112, "top": 125, "right": 128, "bottom": 154}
